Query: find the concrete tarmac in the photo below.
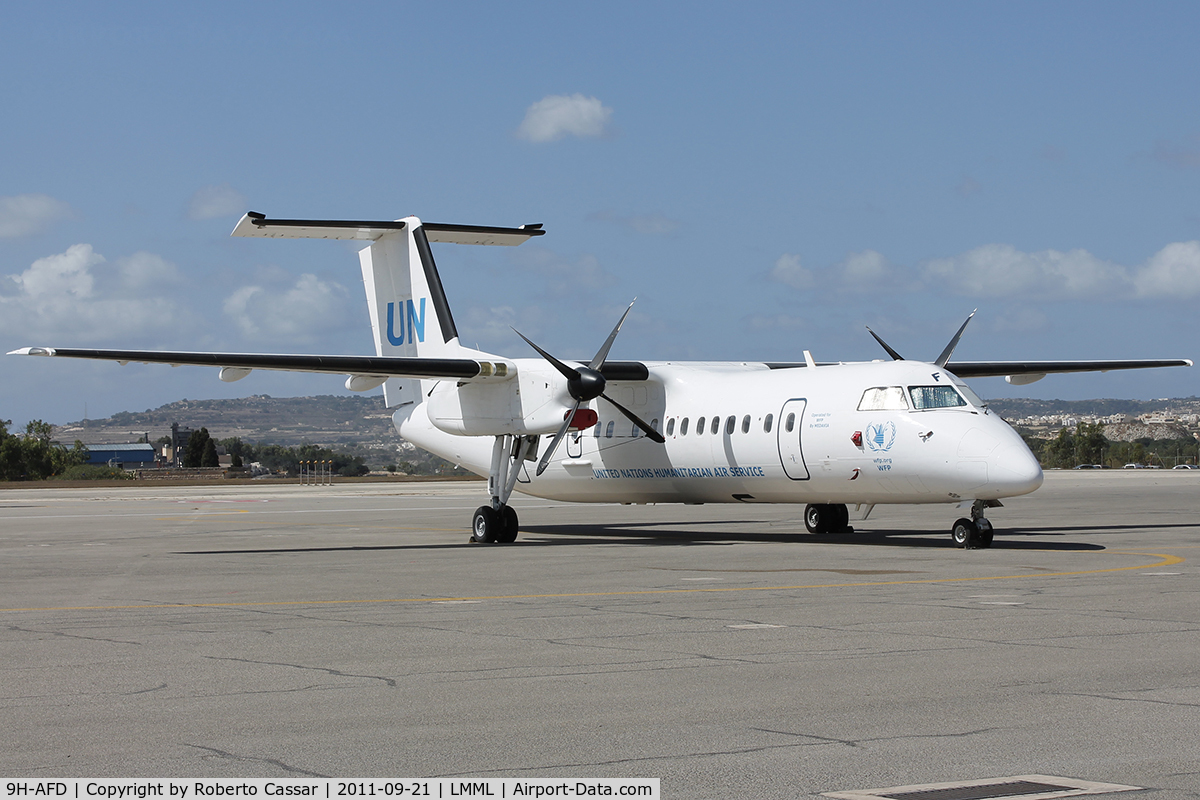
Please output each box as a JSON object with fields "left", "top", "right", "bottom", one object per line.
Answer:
{"left": 1, "top": 472, "right": 1198, "bottom": 798}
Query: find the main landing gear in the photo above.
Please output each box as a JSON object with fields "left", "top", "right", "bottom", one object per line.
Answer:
{"left": 471, "top": 434, "right": 537, "bottom": 544}
{"left": 803, "top": 503, "right": 854, "bottom": 534}
{"left": 951, "top": 499, "right": 996, "bottom": 549}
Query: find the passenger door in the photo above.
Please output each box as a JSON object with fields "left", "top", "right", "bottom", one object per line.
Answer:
{"left": 777, "top": 398, "right": 810, "bottom": 480}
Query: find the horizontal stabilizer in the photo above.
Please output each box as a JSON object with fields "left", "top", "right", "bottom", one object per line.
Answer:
{"left": 231, "top": 212, "right": 545, "bottom": 245}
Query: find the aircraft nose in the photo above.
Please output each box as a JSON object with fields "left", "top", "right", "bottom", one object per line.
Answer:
{"left": 991, "top": 436, "right": 1044, "bottom": 496}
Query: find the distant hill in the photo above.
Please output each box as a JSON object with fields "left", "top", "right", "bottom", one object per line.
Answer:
{"left": 54, "top": 395, "right": 396, "bottom": 447}
{"left": 985, "top": 396, "right": 1199, "bottom": 419}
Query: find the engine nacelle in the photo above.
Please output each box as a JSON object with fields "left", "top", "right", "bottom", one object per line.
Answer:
{"left": 425, "top": 360, "right": 574, "bottom": 436}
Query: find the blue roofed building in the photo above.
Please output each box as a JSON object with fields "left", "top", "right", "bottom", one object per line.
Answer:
{"left": 85, "top": 443, "right": 157, "bottom": 469}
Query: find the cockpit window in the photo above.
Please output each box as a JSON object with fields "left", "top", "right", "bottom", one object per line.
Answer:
{"left": 908, "top": 385, "right": 967, "bottom": 410}
{"left": 857, "top": 386, "right": 909, "bottom": 411}
{"left": 954, "top": 381, "right": 986, "bottom": 409}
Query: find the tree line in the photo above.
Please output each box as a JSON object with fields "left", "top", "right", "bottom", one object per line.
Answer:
{"left": 0, "top": 419, "right": 91, "bottom": 480}
{"left": 1024, "top": 422, "right": 1199, "bottom": 469}
{"left": 217, "top": 436, "right": 369, "bottom": 477}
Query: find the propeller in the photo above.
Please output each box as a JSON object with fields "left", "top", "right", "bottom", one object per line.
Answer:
{"left": 865, "top": 309, "right": 977, "bottom": 367}
{"left": 514, "top": 301, "right": 665, "bottom": 477}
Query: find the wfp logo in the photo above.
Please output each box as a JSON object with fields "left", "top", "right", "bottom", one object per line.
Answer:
{"left": 865, "top": 421, "right": 897, "bottom": 452}
{"left": 386, "top": 298, "right": 426, "bottom": 346}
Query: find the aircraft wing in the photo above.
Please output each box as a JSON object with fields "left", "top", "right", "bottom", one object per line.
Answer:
{"left": 7, "top": 347, "right": 486, "bottom": 380}
{"left": 945, "top": 359, "right": 1193, "bottom": 379}
{"left": 6, "top": 347, "right": 650, "bottom": 382}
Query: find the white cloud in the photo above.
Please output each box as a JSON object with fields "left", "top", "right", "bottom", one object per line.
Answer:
{"left": 117, "top": 252, "right": 181, "bottom": 290}
{"left": 839, "top": 250, "right": 890, "bottom": 286}
{"left": 769, "top": 253, "right": 813, "bottom": 290}
{"left": 0, "top": 194, "right": 72, "bottom": 238}
{"left": 921, "top": 244, "right": 1129, "bottom": 299}
{"left": 0, "top": 245, "right": 186, "bottom": 343}
{"left": 223, "top": 273, "right": 352, "bottom": 341}
{"left": 1133, "top": 241, "right": 1200, "bottom": 298}
{"left": 11, "top": 243, "right": 101, "bottom": 298}
{"left": 187, "top": 184, "right": 248, "bottom": 220}
{"left": 516, "top": 94, "right": 613, "bottom": 143}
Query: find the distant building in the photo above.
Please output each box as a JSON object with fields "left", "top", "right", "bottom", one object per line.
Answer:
{"left": 86, "top": 443, "right": 157, "bottom": 469}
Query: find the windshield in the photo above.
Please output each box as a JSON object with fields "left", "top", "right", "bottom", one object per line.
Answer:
{"left": 908, "top": 385, "right": 967, "bottom": 410}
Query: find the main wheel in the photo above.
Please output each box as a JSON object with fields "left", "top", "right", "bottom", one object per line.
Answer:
{"left": 951, "top": 517, "right": 979, "bottom": 548}
{"left": 833, "top": 504, "right": 850, "bottom": 533}
{"left": 497, "top": 505, "right": 519, "bottom": 544}
{"left": 976, "top": 518, "right": 994, "bottom": 549}
{"left": 804, "top": 504, "right": 829, "bottom": 534}
{"left": 471, "top": 506, "right": 499, "bottom": 543}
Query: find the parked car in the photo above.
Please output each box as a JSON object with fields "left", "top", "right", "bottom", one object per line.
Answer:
{"left": 1073, "top": 464, "right": 1104, "bottom": 469}
{"left": 1123, "top": 463, "right": 1145, "bottom": 469}
{"left": 1173, "top": 464, "right": 1200, "bottom": 470}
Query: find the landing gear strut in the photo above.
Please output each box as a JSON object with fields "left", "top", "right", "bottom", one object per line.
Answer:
{"left": 951, "top": 500, "right": 996, "bottom": 549}
{"left": 471, "top": 434, "right": 535, "bottom": 544}
{"left": 803, "top": 503, "right": 853, "bottom": 534}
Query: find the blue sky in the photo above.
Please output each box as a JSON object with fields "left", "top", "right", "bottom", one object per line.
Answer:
{"left": 2, "top": 2, "right": 1198, "bottom": 429}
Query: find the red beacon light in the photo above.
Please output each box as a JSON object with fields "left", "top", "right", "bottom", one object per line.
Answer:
{"left": 567, "top": 408, "right": 599, "bottom": 430}
{"left": 851, "top": 430, "right": 863, "bottom": 447}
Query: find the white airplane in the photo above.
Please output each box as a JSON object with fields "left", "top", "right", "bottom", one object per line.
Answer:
{"left": 10, "top": 213, "right": 1193, "bottom": 548}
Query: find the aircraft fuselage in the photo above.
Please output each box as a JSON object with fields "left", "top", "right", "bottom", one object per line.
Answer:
{"left": 397, "top": 358, "right": 1043, "bottom": 508}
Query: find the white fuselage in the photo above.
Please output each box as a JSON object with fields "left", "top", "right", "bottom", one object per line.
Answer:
{"left": 395, "top": 359, "right": 1044, "bottom": 507}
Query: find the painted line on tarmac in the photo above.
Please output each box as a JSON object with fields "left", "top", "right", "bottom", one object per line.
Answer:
{"left": 0, "top": 550, "right": 1184, "bottom": 613}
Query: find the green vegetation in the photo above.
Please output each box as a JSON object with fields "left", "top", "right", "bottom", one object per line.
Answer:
{"left": 1024, "top": 422, "right": 1199, "bottom": 469}
{"left": 57, "top": 464, "right": 134, "bottom": 480}
{"left": 0, "top": 419, "right": 89, "bottom": 480}
{"left": 220, "top": 437, "right": 370, "bottom": 477}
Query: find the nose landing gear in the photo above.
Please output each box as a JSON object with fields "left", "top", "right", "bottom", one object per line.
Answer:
{"left": 951, "top": 500, "right": 996, "bottom": 549}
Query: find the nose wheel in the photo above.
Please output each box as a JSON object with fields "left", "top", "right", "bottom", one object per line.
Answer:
{"left": 951, "top": 501, "right": 995, "bottom": 548}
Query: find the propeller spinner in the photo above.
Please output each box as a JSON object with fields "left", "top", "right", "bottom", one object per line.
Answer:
{"left": 514, "top": 301, "right": 665, "bottom": 476}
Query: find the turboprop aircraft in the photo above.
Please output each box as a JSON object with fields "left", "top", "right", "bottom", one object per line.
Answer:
{"left": 9, "top": 212, "right": 1193, "bottom": 548}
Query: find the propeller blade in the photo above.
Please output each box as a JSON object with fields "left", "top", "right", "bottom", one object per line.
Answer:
{"left": 934, "top": 309, "right": 977, "bottom": 368}
{"left": 589, "top": 299, "right": 636, "bottom": 370}
{"left": 602, "top": 393, "right": 666, "bottom": 443}
{"left": 536, "top": 400, "right": 581, "bottom": 476}
{"left": 512, "top": 328, "right": 580, "bottom": 382}
{"left": 865, "top": 326, "right": 905, "bottom": 361}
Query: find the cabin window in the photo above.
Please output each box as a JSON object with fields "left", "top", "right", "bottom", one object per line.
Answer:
{"left": 725, "top": 415, "right": 735, "bottom": 435}
{"left": 858, "top": 386, "right": 909, "bottom": 411}
{"left": 666, "top": 418, "right": 675, "bottom": 436}
{"left": 785, "top": 412, "right": 795, "bottom": 433}
{"left": 741, "top": 415, "right": 751, "bottom": 434}
{"left": 681, "top": 417, "right": 689, "bottom": 436}
{"left": 605, "top": 420, "right": 615, "bottom": 438}
{"left": 711, "top": 416, "right": 720, "bottom": 435}
{"left": 697, "top": 417, "right": 705, "bottom": 435}
{"left": 631, "top": 423, "right": 639, "bottom": 438}
{"left": 594, "top": 422, "right": 601, "bottom": 438}
{"left": 908, "top": 385, "right": 967, "bottom": 410}
{"left": 763, "top": 414, "right": 773, "bottom": 433}
{"left": 652, "top": 419, "right": 660, "bottom": 433}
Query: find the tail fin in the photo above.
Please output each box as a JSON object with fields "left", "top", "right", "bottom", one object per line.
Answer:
{"left": 232, "top": 212, "right": 545, "bottom": 406}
